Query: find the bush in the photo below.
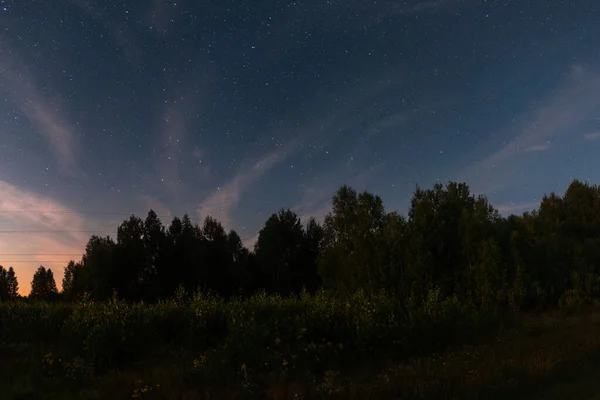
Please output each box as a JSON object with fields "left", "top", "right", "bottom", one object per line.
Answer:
{"left": 0, "top": 288, "right": 505, "bottom": 386}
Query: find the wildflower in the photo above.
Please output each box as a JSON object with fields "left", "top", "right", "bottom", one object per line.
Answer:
{"left": 283, "top": 360, "right": 288, "bottom": 366}
{"left": 275, "top": 337, "right": 281, "bottom": 345}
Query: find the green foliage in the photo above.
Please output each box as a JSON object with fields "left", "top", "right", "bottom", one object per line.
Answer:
{"left": 0, "top": 289, "right": 501, "bottom": 384}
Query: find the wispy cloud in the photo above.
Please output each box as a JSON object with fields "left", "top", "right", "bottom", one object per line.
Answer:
{"left": 196, "top": 70, "right": 403, "bottom": 231}
{"left": 155, "top": 70, "right": 214, "bottom": 205}
{"left": 525, "top": 143, "right": 551, "bottom": 152}
{"left": 242, "top": 233, "right": 260, "bottom": 251}
{"left": 197, "top": 141, "right": 296, "bottom": 229}
{"left": 138, "top": 195, "right": 172, "bottom": 221}
{"left": 0, "top": 181, "right": 109, "bottom": 295}
{"left": 0, "top": 44, "right": 82, "bottom": 175}
{"left": 291, "top": 163, "right": 385, "bottom": 224}
{"left": 583, "top": 131, "right": 600, "bottom": 141}
{"left": 462, "top": 65, "right": 600, "bottom": 194}
{"left": 495, "top": 201, "right": 539, "bottom": 215}
{"left": 487, "top": 66, "right": 600, "bottom": 164}
{"left": 237, "top": 163, "right": 384, "bottom": 250}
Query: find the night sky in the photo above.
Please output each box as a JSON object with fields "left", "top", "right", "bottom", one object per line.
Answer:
{"left": 1, "top": 0, "right": 599, "bottom": 294}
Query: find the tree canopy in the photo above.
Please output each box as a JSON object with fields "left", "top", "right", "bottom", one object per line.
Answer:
{"left": 2, "top": 178, "right": 600, "bottom": 311}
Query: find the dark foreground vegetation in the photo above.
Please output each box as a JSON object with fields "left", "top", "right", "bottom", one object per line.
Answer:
{"left": 2, "top": 179, "right": 600, "bottom": 399}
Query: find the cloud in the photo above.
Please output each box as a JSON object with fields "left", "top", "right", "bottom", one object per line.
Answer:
{"left": 0, "top": 180, "right": 103, "bottom": 295}
{"left": 242, "top": 233, "right": 260, "bottom": 251}
{"left": 495, "top": 201, "right": 539, "bottom": 215}
{"left": 462, "top": 65, "right": 600, "bottom": 194}
{"left": 291, "top": 163, "right": 385, "bottom": 224}
{"left": 237, "top": 163, "right": 384, "bottom": 251}
{"left": 197, "top": 141, "right": 296, "bottom": 229}
{"left": 138, "top": 195, "right": 172, "bottom": 221}
{"left": 583, "top": 131, "right": 600, "bottom": 141}
{"left": 525, "top": 143, "right": 551, "bottom": 152}
{"left": 196, "top": 68, "right": 404, "bottom": 231}
{"left": 489, "top": 66, "right": 600, "bottom": 164}
{"left": 0, "top": 45, "right": 82, "bottom": 175}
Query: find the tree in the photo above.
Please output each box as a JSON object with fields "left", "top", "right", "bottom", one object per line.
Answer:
{"left": 318, "top": 186, "right": 388, "bottom": 294}
{"left": 80, "top": 235, "right": 118, "bottom": 300}
{"left": 0, "top": 266, "right": 8, "bottom": 301}
{"left": 201, "top": 215, "right": 240, "bottom": 297}
{"left": 226, "top": 230, "right": 252, "bottom": 295}
{"left": 6, "top": 267, "right": 18, "bottom": 299}
{"left": 254, "top": 209, "right": 306, "bottom": 295}
{"left": 405, "top": 182, "right": 502, "bottom": 301}
{"left": 115, "top": 215, "right": 147, "bottom": 300}
{"left": 143, "top": 210, "right": 166, "bottom": 295}
{"left": 300, "top": 217, "right": 324, "bottom": 293}
{"left": 62, "top": 260, "right": 84, "bottom": 301}
{"left": 30, "top": 266, "right": 58, "bottom": 301}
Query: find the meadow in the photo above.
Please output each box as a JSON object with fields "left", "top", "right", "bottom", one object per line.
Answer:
{"left": 2, "top": 289, "right": 599, "bottom": 399}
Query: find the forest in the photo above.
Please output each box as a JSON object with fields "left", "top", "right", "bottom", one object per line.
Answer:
{"left": 1, "top": 179, "right": 600, "bottom": 399}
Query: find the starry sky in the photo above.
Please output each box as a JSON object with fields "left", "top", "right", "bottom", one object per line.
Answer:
{"left": 1, "top": 0, "right": 600, "bottom": 295}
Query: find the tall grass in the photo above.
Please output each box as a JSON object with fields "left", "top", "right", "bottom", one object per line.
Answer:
{"left": 0, "top": 289, "right": 506, "bottom": 396}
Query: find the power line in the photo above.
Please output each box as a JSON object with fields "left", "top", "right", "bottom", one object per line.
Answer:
{"left": 0, "top": 260, "right": 78, "bottom": 263}
{"left": 0, "top": 230, "right": 114, "bottom": 233}
{"left": 0, "top": 253, "right": 82, "bottom": 256}
{"left": 0, "top": 210, "right": 171, "bottom": 218}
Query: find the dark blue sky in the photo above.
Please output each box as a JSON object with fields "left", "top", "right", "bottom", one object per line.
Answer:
{"left": 1, "top": 0, "right": 600, "bottom": 293}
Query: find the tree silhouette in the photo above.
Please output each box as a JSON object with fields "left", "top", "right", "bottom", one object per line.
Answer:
{"left": 6, "top": 267, "right": 19, "bottom": 300}
{"left": 16, "top": 178, "right": 600, "bottom": 312}
{"left": 300, "top": 217, "right": 324, "bottom": 293}
{"left": 80, "top": 235, "right": 118, "bottom": 300}
{"left": 319, "top": 186, "right": 388, "bottom": 294}
{"left": 255, "top": 209, "right": 307, "bottom": 295}
{"left": 0, "top": 266, "right": 9, "bottom": 301}
{"left": 30, "top": 266, "right": 58, "bottom": 301}
{"left": 62, "top": 260, "right": 84, "bottom": 301}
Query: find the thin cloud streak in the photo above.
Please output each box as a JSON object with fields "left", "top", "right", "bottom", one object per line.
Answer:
{"left": 525, "top": 143, "right": 551, "bottom": 152}
{"left": 239, "top": 164, "right": 384, "bottom": 251}
{"left": 583, "top": 131, "right": 600, "bottom": 141}
{"left": 197, "top": 141, "right": 297, "bottom": 229}
{"left": 138, "top": 195, "right": 172, "bottom": 221}
{"left": 291, "top": 163, "right": 385, "bottom": 224}
{"left": 485, "top": 66, "right": 600, "bottom": 165}
{"left": 495, "top": 201, "right": 539, "bottom": 215}
{"left": 0, "top": 44, "right": 82, "bottom": 175}
{"left": 197, "top": 70, "right": 404, "bottom": 231}
{"left": 462, "top": 65, "right": 600, "bottom": 194}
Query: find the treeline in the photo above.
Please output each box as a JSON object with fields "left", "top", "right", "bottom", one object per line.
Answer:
{"left": 4, "top": 179, "right": 600, "bottom": 310}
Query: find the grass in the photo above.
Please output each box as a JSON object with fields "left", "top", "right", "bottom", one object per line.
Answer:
{"left": 2, "top": 293, "right": 600, "bottom": 399}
